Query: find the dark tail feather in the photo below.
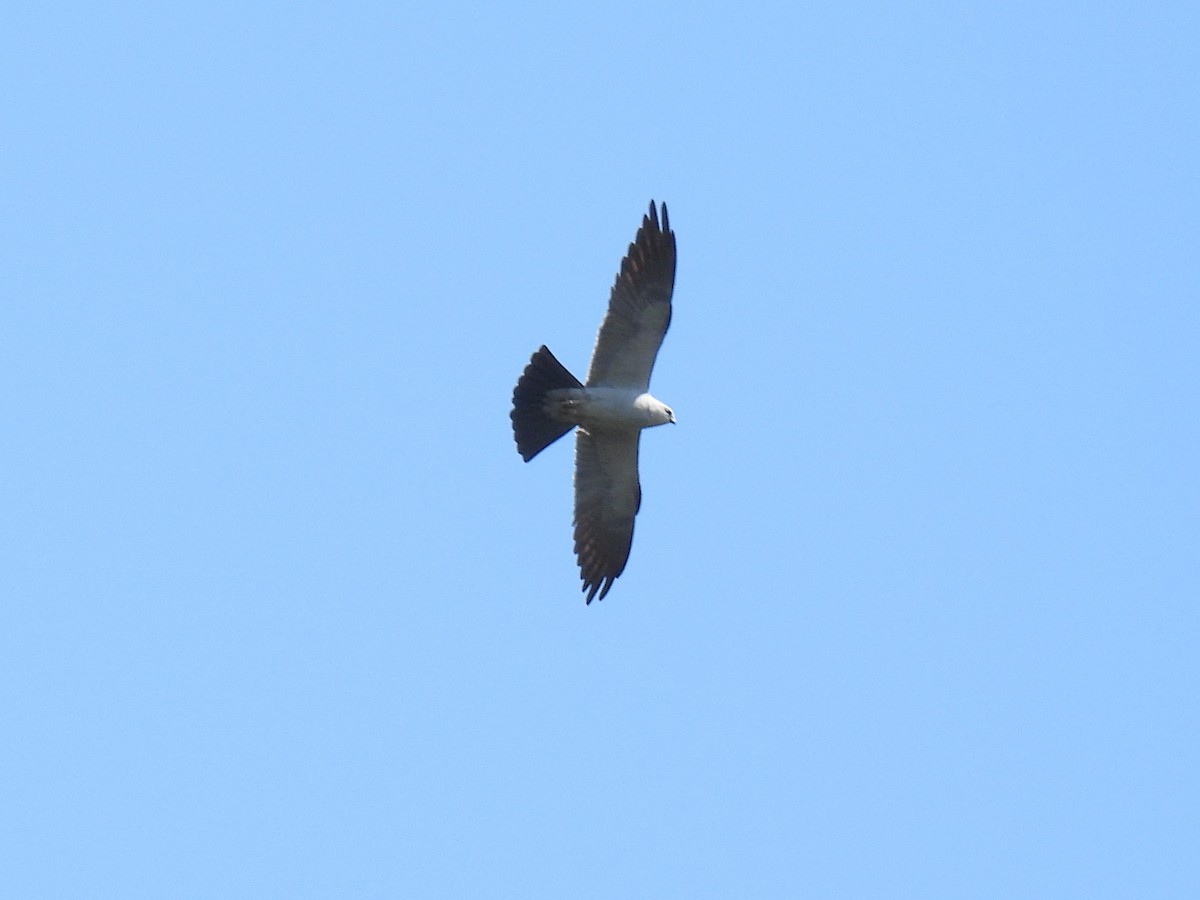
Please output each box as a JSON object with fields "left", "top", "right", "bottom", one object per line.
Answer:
{"left": 511, "top": 345, "right": 583, "bottom": 461}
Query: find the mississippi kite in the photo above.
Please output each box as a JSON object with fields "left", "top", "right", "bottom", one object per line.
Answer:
{"left": 511, "top": 201, "right": 677, "bottom": 603}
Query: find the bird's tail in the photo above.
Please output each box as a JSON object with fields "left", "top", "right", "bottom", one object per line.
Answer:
{"left": 511, "top": 345, "right": 583, "bottom": 462}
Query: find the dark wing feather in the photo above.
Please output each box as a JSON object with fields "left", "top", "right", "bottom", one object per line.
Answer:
{"left": 585, "top": 201, "right": 676, "bottom": 391}
{"left": 573, "top": 430, "right": 642, "bottom": 603}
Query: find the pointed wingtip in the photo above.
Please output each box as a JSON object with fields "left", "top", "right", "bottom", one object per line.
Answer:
{"left": 582, "top": 576, "right": 613, "bottom": 604}
{"left": 646, "top": 199, "right": 670, "bottom": 236}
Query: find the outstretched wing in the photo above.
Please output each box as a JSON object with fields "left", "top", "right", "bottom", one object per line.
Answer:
{"left": 573, "top": 429, "right": 642, "bottom": 603}
{"left": 585, "top": 201, "right": 676, "bottom": 391}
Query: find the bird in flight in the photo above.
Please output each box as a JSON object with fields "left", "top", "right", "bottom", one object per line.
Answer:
{"left": 511, "top": 201, "right": 677, "bottom": 603}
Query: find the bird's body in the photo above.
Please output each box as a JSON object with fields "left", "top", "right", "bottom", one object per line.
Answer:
{"left": 511, "top": 201, "right": 677, "bottom": 603}
{"left": 542, "top": 386, "right": 675, "bottom": 433}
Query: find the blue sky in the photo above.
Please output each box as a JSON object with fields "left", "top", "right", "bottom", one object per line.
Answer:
{"left": 3, "top": 2, "right": 1197, "bottom": 897}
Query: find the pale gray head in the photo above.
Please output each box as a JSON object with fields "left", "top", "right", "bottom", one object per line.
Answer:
{"left": 645, "top": 395, "right": 675, "bottom": 427}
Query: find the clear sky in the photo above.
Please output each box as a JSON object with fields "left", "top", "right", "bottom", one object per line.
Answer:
{"left": 3, "top": 2, "right": 1197, "bottom": 897}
